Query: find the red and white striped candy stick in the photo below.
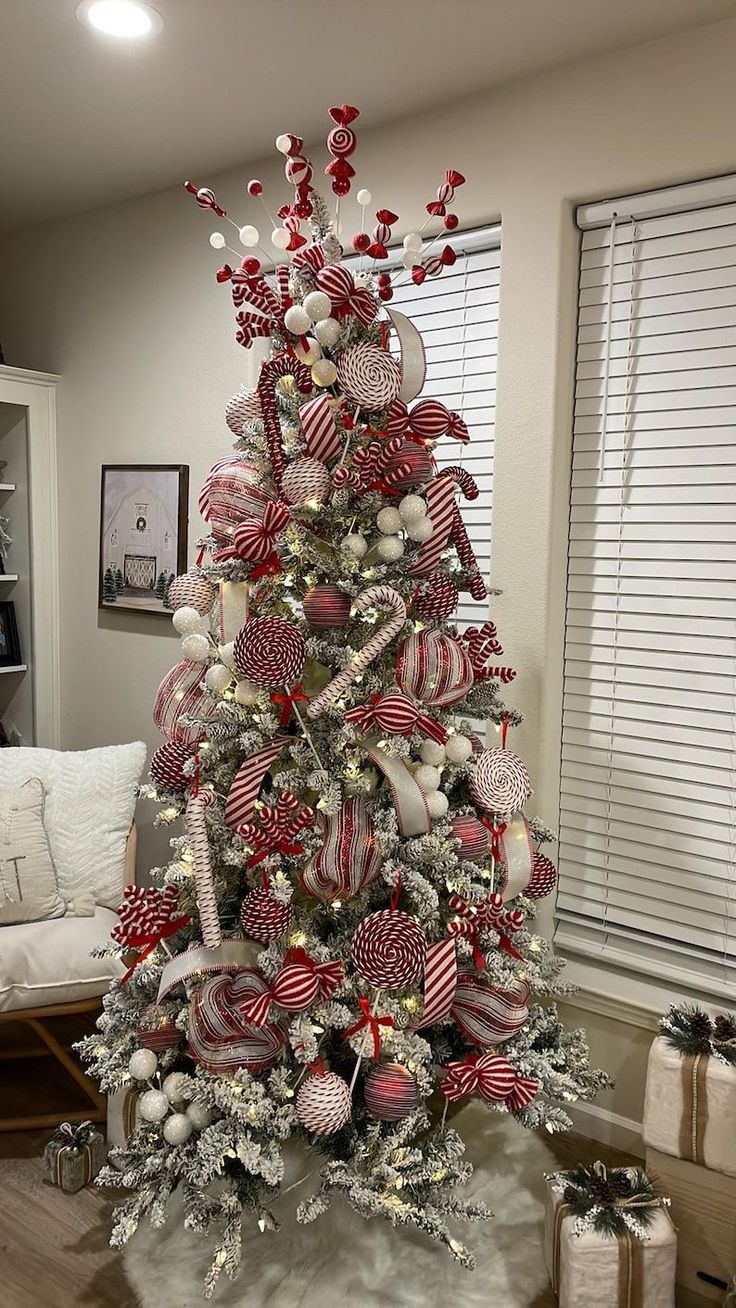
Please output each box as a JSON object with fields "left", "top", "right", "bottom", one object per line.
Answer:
{"left": 408, "top": 472, "right": 462, "bottom": 580}
{"left": 185, "top": 788, "right": 222, "bottom": 949}
{"left": 443, "top": 466, "right": 487, "bottom": 601}
{"left": 306, "top": 585, "right": 407, "bottom": 719}
{"left": 257, "top": 354, "right": 311, "bottom": 492}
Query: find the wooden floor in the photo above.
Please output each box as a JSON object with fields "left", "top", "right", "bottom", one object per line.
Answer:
{"left": 0, "top": 1015, "right": 638, "bottom": 1308}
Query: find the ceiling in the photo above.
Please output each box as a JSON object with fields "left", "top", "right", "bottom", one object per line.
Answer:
{"left": 3, "top": 0, "right": 736, "bottom": 231}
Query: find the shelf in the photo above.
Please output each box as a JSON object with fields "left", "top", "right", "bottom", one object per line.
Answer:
{"left": 0, "top": 665, "right": 27, "bottom": 675}
{"left": 0, "top": 574, "right": 19, "bottom": 582}
{"left": 0, "top": 483, "right": 16, "bottom": 492}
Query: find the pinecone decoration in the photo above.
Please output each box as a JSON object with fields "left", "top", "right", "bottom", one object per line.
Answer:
{"left": 689, "top": 1009, "right": 715, "bottom": 1051}
{"left": 714, "top": 1014, "right": 736, "bottom": 1044}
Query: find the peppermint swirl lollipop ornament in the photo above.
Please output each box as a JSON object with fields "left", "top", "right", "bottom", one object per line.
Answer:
{"left": 469, "top": 747, "right": 532, "bottom": 817}
{"left": 337, "top": 343, "right": 402, "bottom": 411}
{"left": 351, "top": 909, "right": 426, "bottom": 990}
{"left": 233, "top": 616, "right": 306, "bottom": 688}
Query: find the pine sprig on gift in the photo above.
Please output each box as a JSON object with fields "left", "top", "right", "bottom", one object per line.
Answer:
{"left": 660, "top": 1003, "right": 736, "bottom": 1066}
{"left": 555, "top": 1163, "right": 662, "bottom": 1241}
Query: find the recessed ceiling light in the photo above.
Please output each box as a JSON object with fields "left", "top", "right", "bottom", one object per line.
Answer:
{"left": 76, "top": 0, "right": 163, "bottom": 39}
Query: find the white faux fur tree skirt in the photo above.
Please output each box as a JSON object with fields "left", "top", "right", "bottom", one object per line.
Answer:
{"left": 124, "top": 1108, "right": 555, "bottom": 1307}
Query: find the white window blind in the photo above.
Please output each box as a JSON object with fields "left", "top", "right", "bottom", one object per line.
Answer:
{"left": 389, "top": 226, "right": 500, "bottom": 630}
{"left": 556, "top": 180, "right": 736, "bottom": 997}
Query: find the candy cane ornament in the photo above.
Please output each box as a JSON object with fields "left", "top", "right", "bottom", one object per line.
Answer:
{"left": 185, "top": 788, "right": 222, "bottom": 949}
{"left": 306, "top": 585, "right": 407, "bottom": 719}
{"left": 257, "top": 354, "right": 311, "bottom": 492}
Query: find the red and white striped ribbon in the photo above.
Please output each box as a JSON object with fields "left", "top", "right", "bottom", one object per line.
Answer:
{"left": 185, "top": 789, "right": 222, "bottom": 949}
{"left": 299, "top": 394, "right": 341, "bottom": 464}
{"left": 306, "top": 585, "right": 407, "bottom": 719}
{"left": 224, "top": 736, "right": 291, "bottom": 830}
{"left": 410, "top": 938, "right": 458, "bottom": 1029}
{"left": 361, "top": 738, "right": 431, "bottom": 837}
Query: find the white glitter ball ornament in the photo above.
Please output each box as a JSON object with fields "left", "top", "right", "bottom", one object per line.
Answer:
{"left": 284, "top": 305, "right": 311, "bottom": 336}
{"left": 419, "top": 739, "right": 446, "bottom": 766}
{"left": 181, "top": 633, "right": 210, "bottom": 662}
{"left": 303, "top": 290, "right": 332, "bottom": 323}
{"left": 205, "top": 664, "right": 232, "bottom": 695}
{"left": 342, "top": 533, "right": 368, "bottom": 559}
{"left": 445, "top": 734, "right": 473, "bottom": 764}
{"left": 186, "top": 1102, "right": 213, "bottom": 1130}
{"left": 138, "top": 1089, "right": 170, "bottom": 1123}
{"left": 234, "top": 678, "right": 261, "bottom": 706}
{"left": 128, "top": 1048, "right": 158, "bottom": 1081}
{"left": 415, "top": 764, "right": 442, "bottom": 793}
{"left": 398, "top": 494, "right": 427, "bottom": 523}
{"left": 173, "top": 606, "right": 207, "bottom": 636}
{"left": 294, "top": 337, "right": 322, "bottom": 366}
{"left": 377, "top": 506, "right": 403, "bottom": 535}
{"left": 312, "top": 358, "right": 338, "bottom": 388}
{"left": 406, "top": 517, "right": 433, "bottom": 543}
{"left": 296, "top": 1072, "right": 352, "bottom": 1136}
{"left": 163, "top": 1113, "right": 194, "bottom": 1145}
{"left": 162, "top": 1072, "right": 190, "bottom": 1103}
{"left": 377, "top": 536, "right": 405, "bottom": 562}
{"left": 426, "top": 790, "right": 449, "bottom": 819}
{"left": 220, "top": 641, "right": 237, "bottom": 669}
{"left": 314, "top": 317, "right": 342, "bottom": 347}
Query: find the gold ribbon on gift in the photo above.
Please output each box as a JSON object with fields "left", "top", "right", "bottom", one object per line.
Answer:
{"left": 679, "top": 1050, "right": 709, "bottom": 1164}
{"left": 53, "top": 1142, "right": 94, "bottom": 1189}
{"left": 122, "top": 1089, "right": 139, "bottom": 1141}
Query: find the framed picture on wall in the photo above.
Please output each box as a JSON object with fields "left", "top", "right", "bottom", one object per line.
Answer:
{"left": 98, "top": 464, "right": 189, "bottom": 614}
{"left": 0, "top": 600, "right": 22, "bottom": 666}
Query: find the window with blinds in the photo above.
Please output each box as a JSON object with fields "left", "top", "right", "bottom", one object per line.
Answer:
{"left": 388, "top": 226, "right": 500, "bottom": 630}
{"left": 556, "top": 178, "right": 736, "bottom": 996}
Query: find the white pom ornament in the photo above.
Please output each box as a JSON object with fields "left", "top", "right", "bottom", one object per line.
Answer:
{"left": 294, "top": 337, "right": 322, "bottom": 366}
{"left": 356, "top": 189, "right": 372, "bottom": 206}
{"left": 163, "top": 1113, "right": 194, "bottom": 1145}
{"left": 406, "top": 517, "right": 433, "bottom": 543}
{"left": 181, "top": 633, "right": 210, "bottom": 662}
{"left": 445, "top": 734, "right": 473, "bottom": 764}
{"left": 234, "top": 678, "right": 261, "bottom": 706}
{"left": 312, "top": 358, "right": 338, "bottom": 387}
{"left": 415, "top": 764, "right": 442, "bottom": 793}
{"left": 376, "top": 536, "right": 404, "bottom": 562}
{"left": 399, "top": 495, "right": 427, "bottom": 523}
{"left": 128, "top": 1048, "right": 158, "bottom": 1081}
{"left": 303, "top": 290, "right": 331, "bottom": 323}
{"left": 296, "top": 1072, "right": 352, "bottom": 1136}
{"left": 209, "top": 232, "right": 225, "bottom": 249}
{"left": 238, "top": 225, "right": 259, "bottom": 247}
{"left": 271, "top": 227, "right": 291, "bottom": 250}
{"left": 314, "top": 317, "right": 342, "bottom": 347}
{"left": 138, "top": 1089, "right": 170, "bottom": 1123}
{"left": 419, "top": 739, "right": 446, "bottom": 765}
{"left": 173, "top": 606, "right": 207, "bottom": 636}
{"left": 284, "top": 305, "right": 311, "bottom": 336}
{"left": 162, "top": 1072, "right": 190, "bottom": 1103}
{"left": 342, "top": 533, "right": 368, "bottom": 559}
{"left": 426, "top": 790, "right": 449, "bottom": 819}
{"left": 403, "top": 232, "right": 423, "bottom": 253}
{"left": 377, "top": 507, "right": 403, "bottom": 535}
{"left": 275, "top": 134, "right": 292, "bottom": 154}
{"left": 220, "top": 641, "right": 237, "bottom": 669}
{"left": 186, "top": 1102, "right": 213, "bottom": 1130}
{"left": 205, "top": 664, "right": 232, "bottom": 695}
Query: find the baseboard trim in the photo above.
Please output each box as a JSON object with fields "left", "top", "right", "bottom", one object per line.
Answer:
{"left": 567, "top": 1101, "right": 644, "bottom": 1157}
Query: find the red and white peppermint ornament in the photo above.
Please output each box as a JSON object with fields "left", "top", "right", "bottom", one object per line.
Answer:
{"left": 240, "top": 889, "right": 293, "bottom": 943}
{"left": 525, "top": 851, "right": 557, "bottom": 900}
{"left": 451, "top": 973, "right": 530, "bottom": 1047}
{"left": 396, "top": 630, "right": 474, "bottom": 709}
{"left": 188, "top": 969, "right": 287, "bottom": 1075}
{"left": 372, "top": 692, "right": 420, "bottom": 735}
{"left": 199, "top": 457, "right": 275, "bottom": 545}
{"left": 364, "top": 1063, "right": 418, "bottom": 1121}
{"left": 150, "top": 740, "right": 192, "bottom": 791}
{"left": 381, "top": 441, "right": 434, "bottom": 491}
{"left": 414, "top": 576, "right": 459, "bottom": 622}
{"left": 450, "top": 814, "right": 491, "bottom": 862}
{"left": 296, "top": 1071, "right": 352, "bottom": 1135}
{"left": 409, "top": 399, "right": 451, "bottom": 441}
{"left": 240, "top": 962, "right": 320, "bottom": 1026}
{"left": 351, "top": 909, "right": 426, "bottom": 990}
{"left": 337, "top": 343, "right": 402, "bottom": 410}
{"left": 137, "top": 1003, "right": 182, "bottom": 1052}
{"left": 469, "top": 748, "right": 532, "bottom": 817}
{"left": 233, "top": 616, "right": 306, "bottom": 688}
{"left": 301, "top": 797, "right": 382, "bottom": 901}
{"left": 168, "top": 571, "right": 217, "bottom": 617}
{"left": 281, "top": 457, "right": 330, "bottom": 506}
{"left": 225, "top": 387, "right": 261, "bottom": 436}
{"left": 303, "top": 584, "right": 351, "bottom": 631}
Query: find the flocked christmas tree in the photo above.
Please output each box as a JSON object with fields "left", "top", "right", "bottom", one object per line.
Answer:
{"left": 81, "top": 106, "right": 607, "bottom": 1297}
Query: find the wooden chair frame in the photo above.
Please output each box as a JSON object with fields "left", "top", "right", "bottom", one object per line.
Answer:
{"left": 0, "top": 824, "right": 137, "bottom": 1132}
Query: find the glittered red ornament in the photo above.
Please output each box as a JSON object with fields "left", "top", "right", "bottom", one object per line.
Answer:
{"left": 303, "top": 584, "right": 351, "bottom": 631}
{"left": 240, "top": 889, "right": 293, "bottom": 943}
{"left": 352, "top": 232, "right": 371, "bottom": 253}
{"left": 296, "top": 1071, "right": 352, "bottom": 1135}
{"left": 137, "top": 1003, "right": 182, "bottom": 1052}
{"left": 351, "top": 908, "right": 426, "bottom": 990}
{"left": 365, "top": 1063, "right": 418, "bottom": 1121}
{"left": 247, "top": 179, "right": 263, "bottom": 196}
{"left": 450, "top": 814, "right": 491, "bottom": 862}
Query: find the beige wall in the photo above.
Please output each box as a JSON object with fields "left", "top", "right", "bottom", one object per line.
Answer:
{"left": 2, "top": 16, "right": 736, "bottom": 1138}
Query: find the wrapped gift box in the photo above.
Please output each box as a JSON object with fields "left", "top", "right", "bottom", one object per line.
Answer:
{"left": 643, "top": 1035, "right": 736, "bottom": 1177}
{"left": 44, "top": 1120, "right": 106, "bottom": 1193}
{"left": 544, "top": 1169, "right": 676, "bottom": 1308}
{"left": 646, "top": 1146, "right": 736, "bottom": 1305}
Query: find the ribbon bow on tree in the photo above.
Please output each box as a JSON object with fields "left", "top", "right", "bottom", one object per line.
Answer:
{"left": 270, "top": 683, "right": 310, "bottom": 727}
{"left": 440, "top": 1052, "right": 538, "bottom": 1113}
{"left": 460, "top": 622, "right": 517, "bottom": 685}
{"left": 345, "top": 692, "right": 447, "bottom": 745}
{"left": 213, "top": 500, "right": 291, "bottom": 568}
{"left": 342, "top": 996, "right": 394, "bottom": 1059}
{"left": 111, "top": 885, "right": 190, "bottom": 984}
{"left": 316, "top": 265, "right": 377, "bottom": 326}
{"left": 447, "top": 891, "right": 524, "bottom": 967}
{"left": 238, "top": 791, "right": 314, "bottom": 866}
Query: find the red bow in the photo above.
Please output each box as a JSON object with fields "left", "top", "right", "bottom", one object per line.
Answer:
{"left": 447, "top": 891, "right": 524, "bottom": 967}
{"left": 316, "top": 265, "right": 377, "bottom": 326}
{"left": 440, "top": 1052, "right": 538, "bottom": 1113}
{"left": 270, "top": 682, "right": 309, "bottom": 727}
{"left": 111, "top": 885, "right": 189, "bottom": 984}
{"left": 238, "top": 791, "right": 314, "bottom": 866}
{"left": 284, "top": 948, "right": 345, "bottom": 999}
{"left": 342, "top": 996, "right": 394, "bottom": 1059}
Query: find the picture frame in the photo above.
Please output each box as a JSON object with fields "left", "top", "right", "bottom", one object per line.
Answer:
{"left": 0, "top": 600, "right": 22, "bottom": 667}
{"left": 98, "top": 464, "right": 189, "bottom": 615}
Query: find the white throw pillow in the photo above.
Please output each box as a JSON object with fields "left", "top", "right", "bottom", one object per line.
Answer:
{"left": 0, "top": 743, "right": 146, "bottom": 910}
{"left": 0, "top": 778, "right": 65, "bottom": 925}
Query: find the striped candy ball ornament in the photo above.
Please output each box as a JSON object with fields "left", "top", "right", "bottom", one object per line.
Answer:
{"left": 225, "top": 386, "right": 261, "bottom": 436}
{"left": 240, "top": 889, "right": 293, "bottom": 943}
{"left": 239, "top": 962, "right": 321, "bottom": 1026}
{"left": 382, "top": 441, "right": 434, "bottom": 491}
{"left": 351, "top": 908, "right": 427, "bottom": 990}
{"left": 303, "top": 584, "right": 351, "bottom": 631}
{"left": 233, "top": 616, "right": 306, "bottom": 688}
{"left": 469, "top": 747, "right": 532, "bottom": 817}
{"left": 188, "top": 969, "right": 287, "bottom": 1075}
{"left": 337, "top": 343, "right": 402, "bottom": 410}
{"left": 414, "top": 576, "right": 459, "bottom": 622}
{"left": 372, "top": 692, "right": 420, "bottom": 735}
{"left": 365, "top": 1063, "right": 418, "bottom": 1121}
{"left": 150, "top": 740, "right": 193, "bottom": 791}
{"left": 409, "top": 398, "right": 451, "bottom": 440}
{"left": 450, "top": 814, "right": 491, "bottom": 862}
{"left": 396, "top": 630, "right": 474, "bottom": 709}
{"left": 168, "top": 571, "right": 217, "bottom": 617}
{"left": 281, "top": 457, "right": 331, "bottom": 506}
{"left": 525, "top": 850, "right": 558, "bottom": 900}
{"left": 296, "top": 1071, "right": 352, "bottom": 1136}
{"left": 137, "top": 1003, "right": 182, "bottom": 1052}
{"left": 451, "top": 973, "right": 530, "bottom": 1047}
